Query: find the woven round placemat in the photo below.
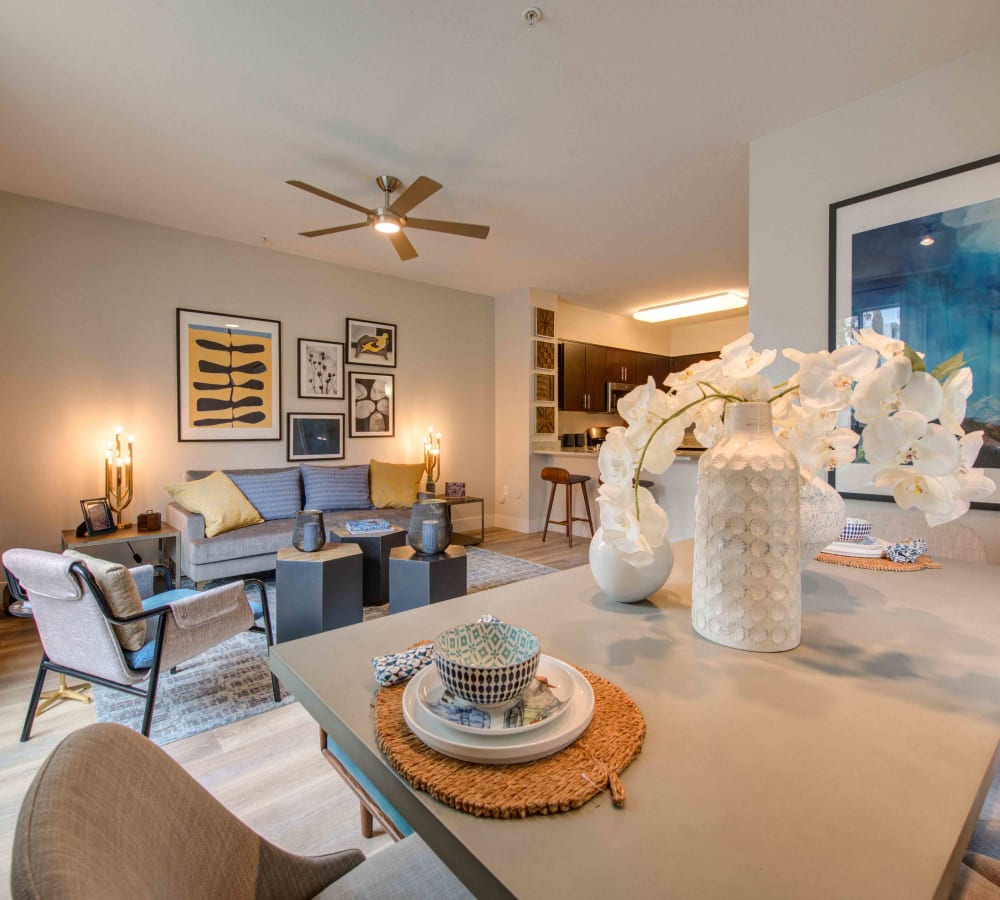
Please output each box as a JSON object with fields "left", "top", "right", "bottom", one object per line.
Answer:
{"left": 373, "top": 665, "right": 645, "bottom": 818}
{"left": 816, "top": 552, "right": 941, "bottom": 572}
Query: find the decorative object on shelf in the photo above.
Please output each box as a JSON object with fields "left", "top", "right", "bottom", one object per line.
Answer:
{"left": 287, "top": 412, "right": 345, "bottom": 461}
{"left": 422, "top": 427, "right": 441, "bottom": 492}
{"left": 80, "top": 498, "right": 117, "bottom": 537}
{"left": 349, "top": 372, "right": 394, "bottom": 436}
{"left": 103, "top": 426, "right": 134, "bottom": 528}
{"left": 535, "top": 406, "right": 555, "bottom": 434}
{"left": 345, "top": 518, "right": 392, "bottom": 535}
{"left": 445, "top": 482, "right": 466, "bottom": 498}
{"left": 176, "top": 308, "right": 281, "bottom": 442}
{"left": 292, "top": 510, "right": 326, "bottom": 553}
{"left": 346, "top": 317, "right": 396, "bottom": 368}
{"left": 407, "top": 499, "right": 452, "bottom": 554}
{"left": 798, "top": 475, "right": 847, "bottom": 565}
{"left": 830, "top": 153, "right": 1000, "bottom": 509}
{"left": 535, "top": 372, "right": 555, "bottom": 402}
{"left": 534, "top": 340, "right": 555, "bottom": 371}
{"left": 136, "top": 510, "right": 161, "bottom": 532}
{"left": 534, "top": 307, "right": 555, "bottom": 338}
{"left": 589, "top": 526, "right": 673, "bottom": 603}
{"left": 692, "top": 402, "right": 801, "bottom": 651}
{"left": 297, "top": 338, "right": 344, "bottom": 399}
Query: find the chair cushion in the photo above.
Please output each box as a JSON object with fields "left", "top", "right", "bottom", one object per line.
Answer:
{"left": 165, "top": 471, "right": 264, "bottom": 538}
{"left": 62, "top": 550, "right": 146, "bottom": 651}
{"left": 301, "top": 463, "right": 373, "bottom": 512}
{"left": 228, "top": 468, "right": 302, "bottom": 521}
{"left": 123, "top": 590, "right": 200, "bottom": 670}
{"left": 369, "top": 460, "right": 424, "bottom": 508}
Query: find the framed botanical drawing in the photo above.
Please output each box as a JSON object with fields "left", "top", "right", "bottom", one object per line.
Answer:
{"left": 346, "top": 318, "right": 396, "bottom": 367}
{"left": 176, "top": 308, "right": 281, "bottom": 441}
{"left": 297, "top": 338, "right": 344, "bottom": 399}
{"left": 829, "top": 153, "right": 1000, "bottom": 508}
{"left": 287, "top": 412, "right": 345, "bottom": 461}
{"left": 349, "top": 371, "right": 395, "bottom": 437}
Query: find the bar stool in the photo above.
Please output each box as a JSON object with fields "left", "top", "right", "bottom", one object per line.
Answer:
{"left": 540, "top": 467, "right": 595, "bottom": 547}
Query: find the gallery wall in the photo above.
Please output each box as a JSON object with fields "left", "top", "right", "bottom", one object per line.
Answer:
{"left": 0, "top": 191, "right": 495, "bottom": 558}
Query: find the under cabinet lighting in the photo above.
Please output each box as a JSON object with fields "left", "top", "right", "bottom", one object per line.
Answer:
{"left": 633, "top": 292, "right": 748, "bottom": 323}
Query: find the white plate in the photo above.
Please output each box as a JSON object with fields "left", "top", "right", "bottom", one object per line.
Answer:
{"left": 415, "top": 662, "right": 572, "bottom": 736}
{"left": 402, "top": 655, "right": 595, "bottom": 764}
{"left": 823, "top": 536, "right": 889, "bottom": 558}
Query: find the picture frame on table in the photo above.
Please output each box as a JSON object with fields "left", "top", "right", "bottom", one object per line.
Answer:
{"left": 80, "top": 498, "right": 117, "bottom": 536}
{"left": 297, "top": 338, "right": 345, "bottom": 399}
{"left": 176, "top": 308, "right": 281, "bottom": 441}
{"left": 287, "top": 412, "right": 345, "bottom": 461}
{"left": 346, "top": 318, "right": 396, "bottom": 368}
{"left": 828, "top": 153, "right": 1000, "bottom": 508}
{"left": 348, "top": 371, "right": 395, "bottom": 437}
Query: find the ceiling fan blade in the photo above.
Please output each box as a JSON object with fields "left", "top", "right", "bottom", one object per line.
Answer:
{"left": 405, "top": 217, "right": 490, "bottom": 240}
{"left": 287, "top": 180, "right": 371, "bottom": 215}
{"left": 299, "top": 222, "right": 368, "bottom": 238}
{"left": 389, "top": 230, "right": 418, "bottom": 261}
{"left": 389, "top": 176, "right": 442, "bottom": 216}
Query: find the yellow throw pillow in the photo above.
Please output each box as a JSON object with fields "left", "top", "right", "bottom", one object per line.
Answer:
{"left": 369, "top": 459, "right": 425, "bottom": 508}
{"left": 62, "top": 550, "right": 146, "bottom": 651}
{"left": 165, "top": 470, "right": 264, "bottom": 537}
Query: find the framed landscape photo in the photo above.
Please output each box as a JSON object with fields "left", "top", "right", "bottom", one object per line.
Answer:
{"left": 287, "top": 412, "right": 345, "bottom": 461}
{"left": 80, "top": 497, "right": 116, "bottom": 536}
{"left": 297, "top": 338, "right": 344, "bottom": 399}
{"left": 829, "top": 153, "right": 1000, "bottom": 508}
{"left": 349, "top": 371, "right": 394, "bottom": 437}
{"left": 346, "top": 318, "right": 396, "bottom": 368}
{"left": 177, "top": 308, "right": 281, "bottom": 441}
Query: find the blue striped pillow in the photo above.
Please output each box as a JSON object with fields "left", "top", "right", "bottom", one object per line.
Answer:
{"left": 228, "top": 468, "right": 302, "bottom": 521}
{"left": 301, "top": 464, "right": 373, "bottom": 512}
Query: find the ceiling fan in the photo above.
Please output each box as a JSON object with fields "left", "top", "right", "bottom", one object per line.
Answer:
{"left": 286, "top": 175, "right": 490, "bottom": 261}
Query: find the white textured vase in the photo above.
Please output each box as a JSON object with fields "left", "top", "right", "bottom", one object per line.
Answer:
{"left": 692, "top": 402, "right": 801, "bottom": 652}
{"left": 799, "top": 475, "right": 846, "bottom": 565}
{"left": 589, "top": 527, "right": 674, "bottom": 603}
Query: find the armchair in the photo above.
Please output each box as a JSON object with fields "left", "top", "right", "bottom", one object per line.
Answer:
{"left": 2, "top": 548, "right": 278, "bottom": 742}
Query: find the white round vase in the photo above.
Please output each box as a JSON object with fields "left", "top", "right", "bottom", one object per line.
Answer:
{"left": 799, "top": 475, "right": 846, "bottom": 565}
{"left": 589, "top": 527, "right": 674, "bottom": 603}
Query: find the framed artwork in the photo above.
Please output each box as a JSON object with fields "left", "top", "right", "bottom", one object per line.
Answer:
{"left": 346, "top": 318, "right": 396, "bottom": 368}
{"left": 829, "top": 153, "right": 1000, "bottom": 508}
{"left": 287, "top": 412, "right": 345, "bottom": 461}
{"left": 176, "top": 308, "right": 281, "bottom": 441}
{"left": 297, "top": 338, "right": 344, "bottom": 399}
{"left": 80, "top": 497, "right": 116, "bottom": 536}
{"left": 535, "top": 406, "right": 555, "bottom": 434}
{"left": 534, "top": 340, "right": 555, "bottom": 371}
{"left": 349, "top": 371, "right": 395, "bottom": 436}
{"left": 535, "top": 373, "right": 555, "bottom": 402}
{"left": 534, "top": 307, "right": 555, "bottom": 337}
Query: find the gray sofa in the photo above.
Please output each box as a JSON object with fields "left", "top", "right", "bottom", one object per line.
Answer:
{"left": 165, "top": 466, "right": 412, "bottom": 585}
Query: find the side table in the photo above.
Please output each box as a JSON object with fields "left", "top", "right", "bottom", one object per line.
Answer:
{"left": 389, "top": 545, "right": 468, "bottom": 614}
{"left": 275, "top": 544, "right": 363, "bottom": 643}
{"left": 430, "top": 495, "right": 484, "bottom": 545}
{"left": 328, "top": 527, "right": 407, "bottom": 607}
{"left": 60, "top": 524, "right": 182, "bottom": 582}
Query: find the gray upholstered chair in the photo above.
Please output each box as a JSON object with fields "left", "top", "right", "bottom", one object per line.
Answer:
{"left": 862, "top": 509, "right": 989, "bottom": 563}
{"left": 11, "top": 722, "right": 471, "bottom": 899}
{"left": 3, "top": 548, "right": 277, "bottom": 742}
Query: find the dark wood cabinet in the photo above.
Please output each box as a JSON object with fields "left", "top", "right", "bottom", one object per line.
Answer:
{"left": 604, "top": 347, "right": 638, "bottom": 385}
{"left": 584, "top": 344, "right": 607, "bottom": 411}
{"left": 636, "top": 352, "right": 671, "bottom": 387}
{"left": 670, "top": 351, "right": 718, "bottom": 373}
{"left": 559, "top": 341, "right": 587, "bottom": 411}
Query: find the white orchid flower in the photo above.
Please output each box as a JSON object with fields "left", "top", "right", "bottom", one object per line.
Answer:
{"left": 861, "top": 411, "right": 927, "bottom": 468}
{"left": 640, "top": 417, "right": 687, "bottom": 474}
{"left": 830, "top": 343, "right": 879, "bottom": 380}
{"left": 910, "top": 424, "right": 962, "bottom": 476}
{"left": 664, "top": 356, "right": 723, "bottom": 390}
{"left": 617, "top": 378, "right": 666, "bottom": 449}
{"left": 692, "top": 398, "right": 726, "bottom": 447}
{"left": 597, "top": 427, "right": 636, "bottom": 487}
{"left": 817, "top": 428, "right": 860, "bottom": 469}
{"left": 733, "top": 374, "right": 773, "bottom": 402}
{"left": 898, "top": 371, "right": 944, "bottom": 421}
{"left": 940, "top": 367, "right": 973, "bottom": 436}
{"left": 952, "top": 431, "right": 997, "bottom": 504}
{"left": 851, "top": 355, "right": 912, "bottom": 423}
{"left": 873, "top": 467, "right": 961, "bottom": 520}
{"left": 596, "top": 483, "right": 669, "bottom": 567}
{"left": 720, "top": 333, "right": 777, "bottom": 378}
{"left": 797, "top": 354, "right": 852, "bottom": 411}
{"left": 855, "top": 328, "right": 905, "bottom": 359}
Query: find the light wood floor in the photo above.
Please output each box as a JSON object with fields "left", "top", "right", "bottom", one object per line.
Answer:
{"left": 0, "top": 527, "right": 588, "bottom": 888}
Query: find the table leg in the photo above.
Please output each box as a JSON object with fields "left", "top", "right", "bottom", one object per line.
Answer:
{"left": 479, "top": 499, "right": 485, "bottom": 544}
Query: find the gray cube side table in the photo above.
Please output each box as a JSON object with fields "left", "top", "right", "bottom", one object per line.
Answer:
{"left": 328, "top": 526, "right": 407, "bottom": 607}
{"left": 275, "top": 543, "right": 363, "bottom": 643}
{"left": 389, "top": 544, "right": 468, "bottom": 614}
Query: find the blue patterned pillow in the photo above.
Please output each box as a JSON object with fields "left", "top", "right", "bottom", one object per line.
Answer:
{"left": 228, "top": 468, "right": 302, "bottom": 521}
{"left": 301, "top": 464, "right": 373, "bottom": 512}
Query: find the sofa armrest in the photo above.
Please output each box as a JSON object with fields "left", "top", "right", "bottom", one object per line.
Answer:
{"left": 165, "top": 502, "right": 205, "bottom": 541}
{"left": 129, "top": 564, "right": 155, "bottom": 600}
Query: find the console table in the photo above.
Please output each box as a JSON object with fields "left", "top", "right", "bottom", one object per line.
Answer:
{"left": 60, "top": 524, "right": 182, "bottom": 579}
{"left": 432, "top": 495, "right": 484, "bottom": 545}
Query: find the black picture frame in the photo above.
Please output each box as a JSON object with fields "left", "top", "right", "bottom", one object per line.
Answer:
{"left": 346, "top": 317, "right": 397, "bottom": 368}
{"left": 297, "top": 338, "right": 345, "bottom": 399}
{"left": 828, "top": 153, "right": 1000, "bottom": 510}
{"left": 80, "top": 498, "right": 117, "bottom": 536}
{"left": 286, "top": 412, "right": 345, "bottom": 461}
{"left": 348, "top": 371, "right": 395, "bottom": 437}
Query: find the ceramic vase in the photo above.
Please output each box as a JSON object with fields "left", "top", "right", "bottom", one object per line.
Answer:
{"left": 691, "top": 402, "right": 801, "bottom": 652}
{"left": 799, "top": 474, "right": 846, "bottom": 565}
{"left": 589, "top": 527, "right": 674, "bottom": 603}
{"left": 292, "top": 510, "right": 326, "bottom": 553}
{"left": 408, "top": 499, "right": 452, "bottom": 554}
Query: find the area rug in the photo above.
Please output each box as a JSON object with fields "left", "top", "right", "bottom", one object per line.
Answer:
{"left": 93, "top": 547, "right": 558, "bottom": 744}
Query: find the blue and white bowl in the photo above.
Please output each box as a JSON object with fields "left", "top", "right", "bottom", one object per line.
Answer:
{"left": 433, "top": 622, "right": 541, "bottom": 709}
{"left": 839, "top": 518, "right": 872, "bottom": 543}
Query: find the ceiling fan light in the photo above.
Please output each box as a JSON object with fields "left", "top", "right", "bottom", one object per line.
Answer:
{"left": 373, "top": 212, "right": 402, "bottom": 234}
{"left": 633, "top": 292, "right": 748, "bottom": 323}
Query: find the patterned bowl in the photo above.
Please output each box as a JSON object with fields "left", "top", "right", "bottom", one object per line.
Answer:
{"left": 433, "top": 622, "right": 541, "bottom": 709}
{"left": 839, "top": 518, "right": 872, "bottom": 543}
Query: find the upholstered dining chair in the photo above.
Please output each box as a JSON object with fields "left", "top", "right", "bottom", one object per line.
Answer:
{"left": 3, "top": 548, "right": 278, "bottom": 742}
{"left": 862, "top": 509, "right": 989, "bottom": 563}
{"left": 11, "top": 723, "right": 471, "bottom": 899}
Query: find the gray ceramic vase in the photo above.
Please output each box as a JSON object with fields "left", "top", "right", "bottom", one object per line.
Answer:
{"left": 292, "top": 510, "right": 326, "bottom": 552}
{"left": 408, "top": 499, "right": 452, "bottom": 554}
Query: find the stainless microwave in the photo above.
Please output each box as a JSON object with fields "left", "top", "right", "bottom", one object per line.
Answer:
{"left": 606, "top": 382, "right": 636, "bottom": 414}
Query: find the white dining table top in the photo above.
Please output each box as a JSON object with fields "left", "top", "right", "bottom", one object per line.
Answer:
{"left": 269, "top": 540, "right": 1000, "bottom": 900}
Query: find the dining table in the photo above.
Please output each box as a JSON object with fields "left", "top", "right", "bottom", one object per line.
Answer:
{"left": 268, "top": 539, "right": 1000, "bottom": 899}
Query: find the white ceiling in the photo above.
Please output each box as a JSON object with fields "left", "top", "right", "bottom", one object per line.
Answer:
{"left": 3, "top": 2, "right": 1000, "bottom": 316}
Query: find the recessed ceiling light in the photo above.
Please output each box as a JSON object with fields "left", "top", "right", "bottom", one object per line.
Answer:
{"left": 633, "top": 292, "right": 748, "bottom": 323}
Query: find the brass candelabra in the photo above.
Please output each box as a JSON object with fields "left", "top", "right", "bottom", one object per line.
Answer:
{"left": 423, "top": 427, "right": 441, "bottom": 494}
{"left": 104, "top": 427, "right": 134, "bottom": 529}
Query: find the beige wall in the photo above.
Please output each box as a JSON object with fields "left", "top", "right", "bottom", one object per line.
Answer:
{"left": 557, "top": 299, "right": 673, "bottom": 353}
{"left": 669, "top": 315, "right": 748, "bottom": 356}
{"left": 0, "top": 191, "right": 494, "bottom": 558}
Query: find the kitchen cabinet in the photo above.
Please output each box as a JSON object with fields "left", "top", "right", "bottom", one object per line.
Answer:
{"left": 670, "top": 351, "right": 718, "bottom": 373}
{"left": 584, "top": 344, "right": 607, "bottom": 411}
{"left": 558, "top": 341, "right": 607, "bottom": 411}
{"left": 636, "top": 352, "right": 671, "bottom": 387}
{"left": 605, "top": 347, "right": 638, "bottom": 385}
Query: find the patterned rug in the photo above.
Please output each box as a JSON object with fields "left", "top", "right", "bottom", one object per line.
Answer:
{"left": 93, "top": 547, "right": 558, "bottom": 744}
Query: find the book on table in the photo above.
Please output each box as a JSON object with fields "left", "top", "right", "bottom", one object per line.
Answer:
{"left": 345, "top": 518, "right": 393, "bottom": 535}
